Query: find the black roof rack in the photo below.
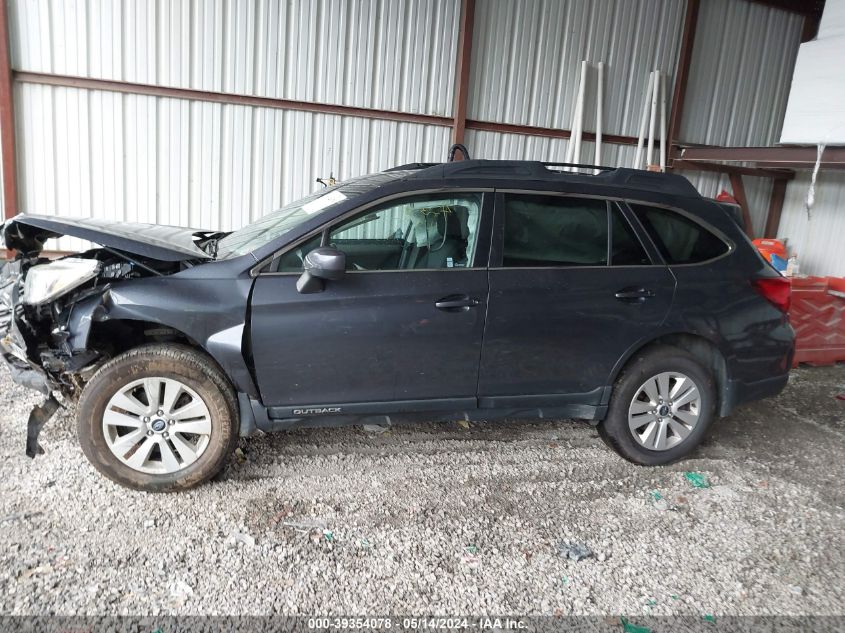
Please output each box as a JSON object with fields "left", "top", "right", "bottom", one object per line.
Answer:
{"left": 384, "top": 162, "right": 439, "bottom": 172}
{"left": 394, "top": 160, "right": 700, "bottom": 198}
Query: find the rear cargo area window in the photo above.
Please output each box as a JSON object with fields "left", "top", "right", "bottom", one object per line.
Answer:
{"left": 503, "top": 195, "right": 608, "bottom": 267}
{"left": 629, "top": 204, "right": 729, "bottom": 264}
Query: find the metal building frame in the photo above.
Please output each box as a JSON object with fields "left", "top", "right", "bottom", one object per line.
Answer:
{"left": 0, "top": 0, "right": 827, "bottom": 240}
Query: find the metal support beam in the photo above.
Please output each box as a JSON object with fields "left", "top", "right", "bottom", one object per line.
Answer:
{"left": 667, "top": 0, "right": 700, "bottom": 156}
{"left": 673, "top": 158, "right": 794, "bottom": 180}
{"left": 465, "top": 119, "right": 640, "bottom": 146}
{"left": 764, "top": 178, "right": 789, "bottom": 238}
{"left": 451, "top": 0, "right": 475, "bottom": 154}
{"left": 16, "top": 71, "right": 455, "bottom": 128}
{"left": 729, "top": 173, "right": 755, "bottom": 238}
{"left": 0, "top": 0, "right": 17, "bottom": 225}
{"left": 680, "top": 145, "right": 845, "bottom": 168}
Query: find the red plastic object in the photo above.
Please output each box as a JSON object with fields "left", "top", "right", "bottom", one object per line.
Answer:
{"left": 715, "top": 190, "right": 737, "bottom": 204}
{"left": 752, "top": 238, "right": 787, "bottom": 265}
{"left": 789, "top": 276, "right": 845, "bottom": 367}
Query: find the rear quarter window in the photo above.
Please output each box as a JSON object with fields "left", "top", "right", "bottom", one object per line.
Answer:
{"left": 629, "top": 203, "right": 729, "bottom": 264}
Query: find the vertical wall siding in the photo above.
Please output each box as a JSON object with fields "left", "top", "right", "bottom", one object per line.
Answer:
{"left": 9, "top": 0, "right": 459, "bottom": 116}
{"left": 3, "top": 0, "right": 823, "bottom": 259}
{"left": 778, "top": 172, "right": 845, "bottom": 277}
{"left": 468, "top": 0, "right": 686, "bottom": 137}
{"left": 15, "top": 83, "right": 451, "bottom": 251}
{"left": 679, "top": 0, "right": 803, "bottom": 146}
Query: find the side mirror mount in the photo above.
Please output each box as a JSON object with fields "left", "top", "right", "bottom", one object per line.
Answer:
{"left": 296, "top": 246, "right": 346, "bottom": 294}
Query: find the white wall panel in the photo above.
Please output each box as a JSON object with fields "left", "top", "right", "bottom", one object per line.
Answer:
{"left": 468, "top": 0, "right": 685, "bottom": 137}
{"left": 680, "top": 0, "right": 803, "bottom": 146}
{"left": 778, "top": 172, "right": 845, "bottom": 277}
{"left": 14, "top": 83, "right": 451, "bottom": 251}
{"left": 10, "top": 0, "right": 459, "bottom": 116}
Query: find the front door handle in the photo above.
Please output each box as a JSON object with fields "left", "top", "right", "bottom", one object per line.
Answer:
{"left": 615, "top": 287, "right": 655, "bottom": 302}
{"left": 435, "top": 294, "right": 480, "bottom": 312}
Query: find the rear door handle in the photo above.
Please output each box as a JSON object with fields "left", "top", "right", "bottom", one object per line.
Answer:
{"left": 435, "top": 294, "right": 480, "bottom": 312}
{"left": 615, "top": 287, "right": 655, "bottom": 302}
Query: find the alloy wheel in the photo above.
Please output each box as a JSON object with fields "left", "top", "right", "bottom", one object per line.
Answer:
{"left": 102, "top": 377, "right": 212, "bottom": 474}
{"left": 627, "top": 371, "right": 701, "bottom": 451}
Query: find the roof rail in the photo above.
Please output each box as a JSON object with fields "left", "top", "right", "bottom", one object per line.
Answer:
{"left": 384, "top": 162, "right": 439, "bottom": 172}
{"left": 390, "top": 160, "right": 700, "bottom": 198}
{"left": 541, "top": 161, "right": 615, "bottom": 172}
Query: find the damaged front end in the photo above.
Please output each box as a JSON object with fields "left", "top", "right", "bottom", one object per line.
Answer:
{"left": 1, "top": 215, "right": 215, "bottom": 455}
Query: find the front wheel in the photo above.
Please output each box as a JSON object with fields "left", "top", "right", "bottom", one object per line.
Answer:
{"left": 599, "top": 346, "right": 716, "bottom": 465}
{"left": 77, "top": 344, "right": 238, "bottom": 491}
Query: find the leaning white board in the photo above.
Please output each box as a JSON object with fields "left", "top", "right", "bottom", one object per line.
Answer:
{"left": 780, "top": 0, "right": 845, "bottom": 145}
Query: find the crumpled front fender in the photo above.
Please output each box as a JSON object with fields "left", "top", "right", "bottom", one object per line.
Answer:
{"left": 65, "top": 278, "right": 258, "bottom": 397}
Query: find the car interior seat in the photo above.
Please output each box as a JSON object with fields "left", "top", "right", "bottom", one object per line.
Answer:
{"left": 402, "top": 205, "right": 470, "bottom": 269}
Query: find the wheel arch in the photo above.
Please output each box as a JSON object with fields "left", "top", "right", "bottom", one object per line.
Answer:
{"left": 76, "top": 315, "right": 257, "bottom": 396}
{"left": 607, "top": 332, "right": 730, "bottom": 417}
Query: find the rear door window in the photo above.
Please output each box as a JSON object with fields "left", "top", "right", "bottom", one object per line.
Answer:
{"left": 629, "top": 203, "right": 729, "bottom": 264}
{"left": 502, "top": 194, "right": 608, "bottom": 267}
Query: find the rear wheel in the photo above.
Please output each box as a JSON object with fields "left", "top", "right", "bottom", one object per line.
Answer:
{"left": 78, "top": 344, "right": 238, "bottom": 491}
{"left": 599, "top": 346, "right": 716, "bottom": 465}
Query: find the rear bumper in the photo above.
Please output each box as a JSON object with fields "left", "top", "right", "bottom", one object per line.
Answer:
{"left": 721, "top": 372, "right": 789, "bottom": 416}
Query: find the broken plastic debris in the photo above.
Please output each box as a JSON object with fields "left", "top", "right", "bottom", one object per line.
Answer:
{"left": 620, "top": 617, "right": 652, "bottom": 633}
{"left": 323, "top": 529, "right": 334, "bottom": 542}
{"left": 650, "top": 490, "right": 670, "bottom": 511}
{"left": 462, "top": 545, "right": 481, "bottom": 568}
{"left": 457, "top": 420, "right": 471, "bottom": 430}
{"left": 559, "top": 541, "right": 593, "bottom": 562}
{"left": 646, "top": 598, "right": 657, "bottom": 606}
{"left": 684, "top": 472, "right": 711, "bottom": 488}
{"left": 703, "top": 615, "right": 716, "bottom": 623}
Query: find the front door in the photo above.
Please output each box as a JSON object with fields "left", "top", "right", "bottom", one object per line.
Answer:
{"left": 249, "top": 191, "right": 492, "bottom": 412}
{"left": 478, "top": 192, "right": 675, "bottom": 408}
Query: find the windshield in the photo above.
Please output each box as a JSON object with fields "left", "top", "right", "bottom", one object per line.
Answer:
{"left": 216, "top": 171, "right": 413, "bottom": 259}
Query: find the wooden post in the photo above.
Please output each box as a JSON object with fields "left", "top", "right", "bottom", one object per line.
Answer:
{"left": 764, "top": 178, "right": 789, "bottom": 238}
{"left": 451, "top": 0, "right": 475, "bottom": 157}
{"left": 729, "top": 173, "right": 755, "bottom": 238}
{"left": 667, "top": 0, "right": 700, "bottom": 157}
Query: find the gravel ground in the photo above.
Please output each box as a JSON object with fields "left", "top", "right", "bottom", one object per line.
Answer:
{"left": 0, "top": 366, "right": 843, "bottom": 617}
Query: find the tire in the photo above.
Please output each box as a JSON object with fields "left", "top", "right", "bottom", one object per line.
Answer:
{"left": 598, "top": 345, "right": 716, "bottom": 466}
{"left": 77, "top": 344, "right": 238, "bottom": 492}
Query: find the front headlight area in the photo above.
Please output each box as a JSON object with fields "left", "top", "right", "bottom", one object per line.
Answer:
{"left": 22, "top": 258, "right": 101, "bottom": 306}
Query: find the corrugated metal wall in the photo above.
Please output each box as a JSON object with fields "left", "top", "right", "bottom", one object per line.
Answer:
{"left": 466, "top": 0, "right": 803, "bottom": 234}
{"left": 778, "top": 172, "right": 845, "bottom": 277}
{"left": 468, "top": 0, "right": 685, "bottom": 137}
{"left": 1, "top": 0, "right": 825, "bottom": 261}
{"left": 679, "top": 0, "right": 803, "bottom": 146}
{"left": 10, "top": 0, "right": 459, "bottom": 114}
{"left": 15, "top": 83, "right": 451, "bottom": 251}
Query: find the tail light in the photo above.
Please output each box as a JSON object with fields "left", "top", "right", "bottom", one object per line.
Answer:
{"left": 753, "top": 277, "right": 791, "bottom": 313}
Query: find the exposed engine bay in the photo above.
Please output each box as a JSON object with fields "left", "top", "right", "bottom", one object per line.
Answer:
{"left": 0, "top": 216, "right": 218, "bottom": 456}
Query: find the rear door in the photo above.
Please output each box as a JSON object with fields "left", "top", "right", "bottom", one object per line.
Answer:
{"left": 478, "top": 191, "right": 676, "bottom": 408}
